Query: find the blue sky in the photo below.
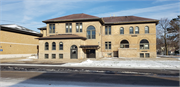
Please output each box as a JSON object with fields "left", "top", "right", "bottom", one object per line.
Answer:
{"left": 0, "top": 0, "right": 179, "bottom": 32}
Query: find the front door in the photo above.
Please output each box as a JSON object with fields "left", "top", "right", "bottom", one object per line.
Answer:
{"left": 86, "top": 49, "right": 96, "bottom": 58}
{"left": 70, "top": 45, "right": 78, "bottom": 59}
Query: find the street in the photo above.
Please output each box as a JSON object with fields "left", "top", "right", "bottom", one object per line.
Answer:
{"left": 0, "top": 71, "right": 179, "bottom": 87}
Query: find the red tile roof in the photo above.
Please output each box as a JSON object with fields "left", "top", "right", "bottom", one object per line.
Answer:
{"left": 44, "top": 13, "right": 99, "bottom": 22}
{"left": 36, "top": 34, "right": 86, "bottom": 40}
{"left": 102, "top": 16, "right": 158, "bottom": 24}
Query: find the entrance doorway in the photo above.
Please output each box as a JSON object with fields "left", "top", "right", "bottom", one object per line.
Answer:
{"left": 86, "top": 49, "right": 96, "bottom": 58}
{"left": 70, "top": 45, "right": 78, "bottom": 59}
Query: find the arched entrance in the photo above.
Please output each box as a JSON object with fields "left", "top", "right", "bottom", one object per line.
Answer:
{"left": 70, "top": 45, "right": 78, "bottom": 59}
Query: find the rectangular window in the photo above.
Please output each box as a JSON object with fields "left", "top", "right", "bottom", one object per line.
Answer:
{"left": 59, "top": 54, "right": 63, "bottom": 59}
{"left": 140, "top": 53, "right": 144, "bottom": 58}
{"left": 105, "top": 42, "right": 111, "bottom": 49}
{"left": 49, "top": 24, "right": 55, "bottom": 33}
{"left": 76, "top": 23, "right": 82, "bottom": 32}
{"left": 66, "top": 23, "right": 72, "bottom": 33}
{"left": 45, "top": 54, "right": 49, "bottom": 59}
{"left": 145, "top": 53, "right": 150, "bottom": 58}
{"left": 52, "top": 54, "right": 56, "bottom": 59}
{"left": 105, "top": 26, "right": 111, "bottom": 35}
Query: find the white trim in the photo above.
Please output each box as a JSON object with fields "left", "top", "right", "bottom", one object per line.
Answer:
{"left": 0, "top": 42, "right": 38, "bottom": 46}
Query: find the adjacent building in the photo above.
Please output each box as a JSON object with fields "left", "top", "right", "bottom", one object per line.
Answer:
{"left": 0, "top": 24, "right": 42, "bottom": 58}
{"left": 37, "top": 13, "right": 159, "bottom": 60}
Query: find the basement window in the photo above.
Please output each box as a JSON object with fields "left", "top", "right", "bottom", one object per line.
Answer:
{"left": 45, "top": 54, "right": 49, "bottom": 59}
{"left": 59, "top": 54, "right": 63, "bottom": 59}
{"left": 52, "top": 54, "right": 56, "bottom": 59}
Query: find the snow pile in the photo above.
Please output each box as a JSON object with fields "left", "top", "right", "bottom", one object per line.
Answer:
{"left": 62, "top": 59, "right": 180, "bottom": 69}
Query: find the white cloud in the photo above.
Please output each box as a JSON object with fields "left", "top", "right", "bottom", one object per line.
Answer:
{"left": 96, "top": 3, "right": 180, "bottom": 19}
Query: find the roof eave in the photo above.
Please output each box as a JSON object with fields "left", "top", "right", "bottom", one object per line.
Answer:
{"left": 105, "top": 20, "right": 159, "bottom": 25}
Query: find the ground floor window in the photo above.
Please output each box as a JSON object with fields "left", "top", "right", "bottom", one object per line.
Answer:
{"left": 105, "top": 42, "right": 111, "bottom": 49}
{"left": 145, "top": 53, "right": 150, "bottom": 58}
{"left": 45, "top": 54, "right": 49, "bottom": 59}
{"left": 59, "top": 54, "right": 63, "bottom": 59}
{"left": 140, "top": 53, "right": 144, "bottom": 58}
{"left": 52, "top": 54, "right": 56, "bottom": 59}
{"left": 140, "top": 53, "right": 150, "bottom": 58}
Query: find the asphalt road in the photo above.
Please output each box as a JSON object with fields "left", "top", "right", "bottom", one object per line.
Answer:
{"left": 0, "top": 71, "right": 179, "bottom": 87}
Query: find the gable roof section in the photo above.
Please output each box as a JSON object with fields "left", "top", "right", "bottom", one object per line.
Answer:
{"left": 102, "top": 16, "right": 159, "bottom": 25}
{"left": 36, "top": 34, "right": 86, "bottom": 40}
{"left": 43, "top": 13, "right": 100, "bottom": 23}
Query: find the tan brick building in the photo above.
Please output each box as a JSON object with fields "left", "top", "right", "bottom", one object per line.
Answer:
{"left": 37, "top": 13, "right": 159, "bottom": 60}
{"left": 0, "top": 24, "right": 42, "bottom": 58}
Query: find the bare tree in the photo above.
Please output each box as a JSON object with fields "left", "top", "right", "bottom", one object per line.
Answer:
{"left": 157, "top": 18, "right": 170, "bottom": 55}
{"left": 168, "top": 16, "right": 180, "bottom": 54}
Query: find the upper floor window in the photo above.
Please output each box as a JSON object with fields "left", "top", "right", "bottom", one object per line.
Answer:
{"left": 135, "top": 26, "right": 139, "bottom": 34}
{"left": 129, "top": 27, "right": 134, "bottom": 34}
{"left": 87, "top": 26, "right": 96, "bottom": 39}
{"left": 52, "top": 42, "right": 56, "bottom": 50}
{"left": 145, "top": 26, "right": 149, "bottom": 33}
{"left": 105, "top": 42, "right": 111, "bottom": 49}
{"left": 120, "top": 27, "right": 124, "bottom": 34}
{"left": 76, "top": 23, "right": 82, "bottom": 32}
{"left": 49, "top": 24, "right": 55, "bottom": 33}
{"left": 105, "top": 26, "right": 111, "bottom": 35}
{"left": 45, "top": 42, "right": 49, "bottom": 50}
{"left": 59, "top": 42, "right": 63, "bottom": 50}
{"left": 120, "top": 40, "right": 129, "bottom": 48}
{"left": 140, "top": 39, "right": 149, "bottom": 49}
{"left": 66, "top": 23, "right": 72, "bottom": 33}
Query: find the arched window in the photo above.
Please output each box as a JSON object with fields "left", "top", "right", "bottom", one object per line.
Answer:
{"left": 59, "top": 42, "right": 63, "bottom": 50}
{"left": 145, "top": 26, "right": 149, "bottom": 33}
{"left": 120, "top": 40, "right": 129, "bottom": 48}
{"left": 140, "top": 39, "right": 149, "bottom": 49}
{"left": 120, "top": 27, "right": 124, "bottom": 34}
{"left": 135, "top": 26, "right": 139, "bottom": 34}
{"left": 45, "top": 42, "right": 49, "bottom": 50}
{"left": 87, "top": 26, "right": 96, "bottom": 39}
{"left": 52, "top": 42, "right": 56, "bottom": 50}
{"left": 129, "top": 27, "right": 133, "bottom": 34}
